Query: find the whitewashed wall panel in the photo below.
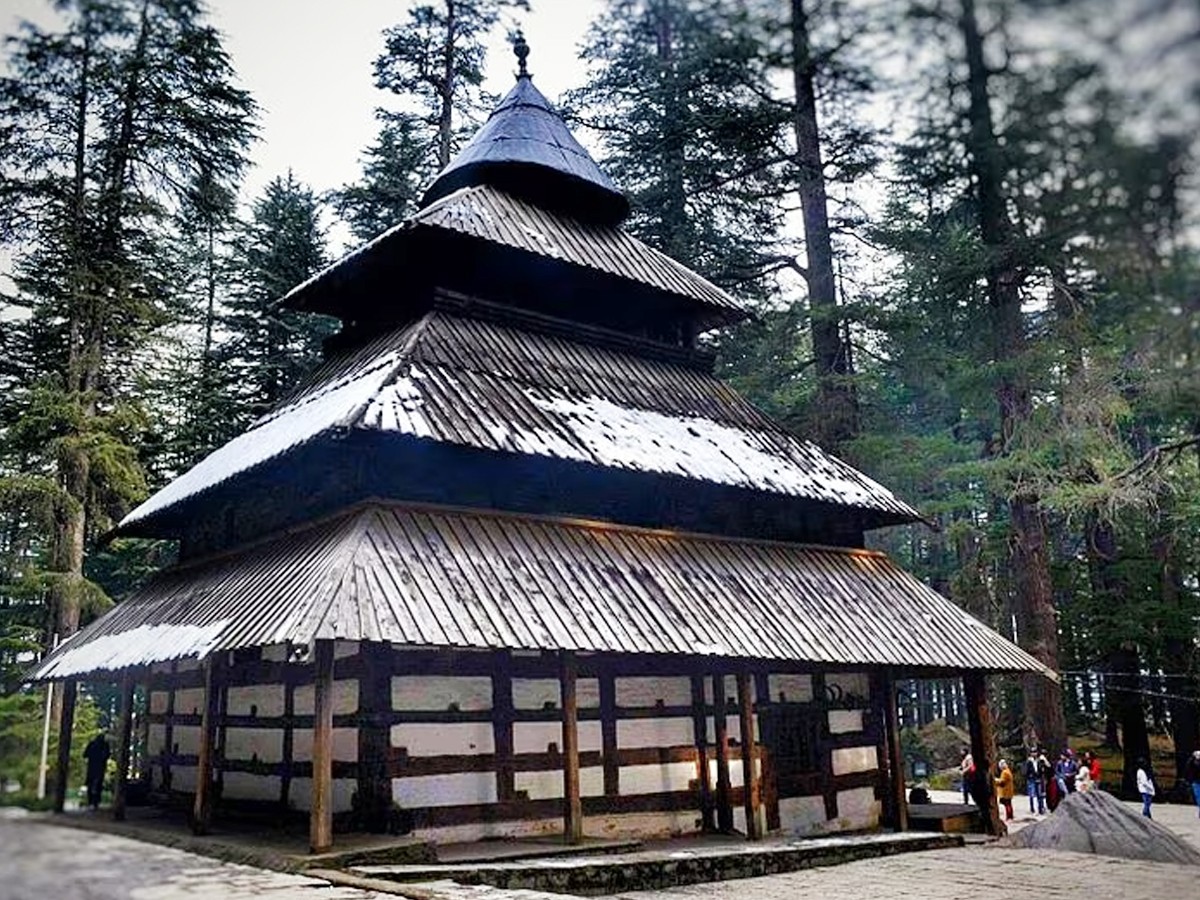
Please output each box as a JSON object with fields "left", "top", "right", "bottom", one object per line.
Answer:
{"left": 828, "top": 709, "right": 864, "bottom": 734}
{"left": 222, "top": 772, "right": 281, "bottom": 802}
{"left": 831, "top": 745, "right": 878, "bottom": 776}
{"left": 150, "top": 691, "right": 170, "bottom": 715}
{"left": 615, "top": 676, "right": 691, "bottom": 708}
{"left": 392, "top": 676, "right": 492, "bottom": 711}
{"left": 174, "top": 688, "right": 205, "bottom": 716}
{"left": 619, "top": 762, "right": 697, "bottom": 795}
{"left": 512, "top": 678, "right": 600, "bottom": 709}
{"left": 778, "top": 795, "right": 828, "bottom": 834}
{"left": 836, "top": 786, "right": 880, "bottom": 829}
{"left": 292, "top": 727, "right": 358, "bottom": 762}
{"left": 827, "top": 672, "right": 869, "bottom": 701}
{"left": 767, "top": 674, "right": 813, "bottom": 703}
{"left": 226, "top": 684, "right": 286, "bottom": 718}
{"left": 392, "top": 772, "right": 498, "bottom": 808}
{"left": 223, "top": 727, "right": 284, "bottom": 762}
{"left": 294, "top": 679, "right": 358, "bottom": 715}
{"left": 616, "top": 717, "right": 693, "bottom": 749}
{"left": 515, "top": 766, "right": 604, "bottom": 801}
{"left": 513, "top": 720, "right": 602, "bottom": 754}
{"left": 292, "top": 777, "right": 355, "bottom": 812}
{"left": 391, "top": 722, "right": 494, "bottom": 756}
{"left": 173, "top": 725, "right": 200, "bottom": 756}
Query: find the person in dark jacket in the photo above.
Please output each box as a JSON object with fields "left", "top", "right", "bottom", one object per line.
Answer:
{"left": 83, "top": 733, "right": 111, "bottom": 809}
{"left": 1023, "top": 747, "right": 1047, "bottom": 814}
{"left": 1185, "top": 749, "right": 1200, "bottom": 818}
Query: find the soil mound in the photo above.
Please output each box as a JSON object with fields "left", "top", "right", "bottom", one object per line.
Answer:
{"left": 1005, "top": 790, "right": 1200, "bottom": 866}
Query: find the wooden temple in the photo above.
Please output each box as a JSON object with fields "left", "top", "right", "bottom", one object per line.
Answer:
{"left": 32, "top": 44, "right": 1046, "bottom": 852}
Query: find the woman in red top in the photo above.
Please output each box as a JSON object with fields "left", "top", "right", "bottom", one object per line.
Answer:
{"left": 1087, "top": 751, "right": 1102, "bottom": 790}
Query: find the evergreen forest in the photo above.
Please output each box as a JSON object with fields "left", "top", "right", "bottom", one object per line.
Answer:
{"left": 0, "top": 0, "right": 1197, "bottom": 803}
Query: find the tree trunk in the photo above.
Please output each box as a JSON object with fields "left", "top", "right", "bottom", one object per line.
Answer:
{"left": 1155, "top": 513, "right": 1199, "bottom": 797}
{"left": 958, "top": 0, "right": 1064, "bottom": 755}
{"left": 653, "top": 5, "right": 690, "bottom": 264}
{"left": 791, "top": 0, "right": 857, "bottom": 450}
{"left": 437, "top": 0, "right": 456, "bottom": 168}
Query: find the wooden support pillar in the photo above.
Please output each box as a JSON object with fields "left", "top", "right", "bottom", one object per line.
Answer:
{"left": 280, "top": 666, "right": 296, "bottom": 809}
{"left": 599, "top": 669, "right": 619, "bottom": 797}
{"left": 881, "top": 670, "right": 908, "bottom": 831}
{"left": 52, "top": 680, "right": 77, "bottom": 813}
{"left": 737, "top": 670, "right": 761, "bottom": 840}
{"left": 964, "top": 672, "right": 1005, "bottom": 837}
{"left": 561, "top": 651, "right": 583, "bottom": 845}
{"left": 711, "top": 671, "right": 734, "bottom": 832}
{"left": 690, "top": 674, "right": 714, "bottom": 832}
{"left": 112, "top": 674, "right": 135, "bottom": 821}
{"left": 192, "top": 656, "right": 221, "bottom": 835}
{"left": 162, "top": 663, "right": 176, "bottom": 791}
{"left": 310, "top": 640, "right": 336, "bottom": 854}
{"left": 492, "top": 651, "right": 516, "bottom": 802}
{"left": 357, "top": 642, "right": 392, "bottom": 832}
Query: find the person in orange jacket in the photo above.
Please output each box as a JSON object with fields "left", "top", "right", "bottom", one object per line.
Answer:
{"left": 995, "top": 759, "right": 1015, "bottom": 820}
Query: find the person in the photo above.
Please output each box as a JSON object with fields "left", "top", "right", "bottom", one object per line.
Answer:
{"left": 1054, "top": 751, "right": 1070, "bottom": 799}
{"left": 1185, "top": 750, "right": 1200, "bottom": 818}
{"left": 83, "top": 732, "right": 111, "bottom": 810}
{"left": 1023, "top": 747, "right": 1046, "bottom": 814}
{"left": 1087, "top": 750, "right": 1102, "bottom": 791}
{"left": 994, "top": 759, "right": 1015, "bottom": 820}
{"left": 1075, "top": 761, "right": 1093, "bottom": 792}
{"left": 960, "top": 747, "right": 975, "bottom": 804}
{"left": 1136, "top": 758, "right": 1155, "bottom": 819}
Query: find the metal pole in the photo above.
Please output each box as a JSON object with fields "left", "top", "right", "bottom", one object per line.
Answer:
{"left": 36, "top": 634, "right": 60, "bottom": 800}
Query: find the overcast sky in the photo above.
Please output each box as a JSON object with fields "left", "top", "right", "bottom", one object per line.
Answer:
{"left": 0, "top": 0, "right": 603, "bottom": 211}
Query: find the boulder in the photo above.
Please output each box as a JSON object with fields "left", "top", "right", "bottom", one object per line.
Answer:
{"left": 1004, "top": 790, "right": 1200, "bottom": 866}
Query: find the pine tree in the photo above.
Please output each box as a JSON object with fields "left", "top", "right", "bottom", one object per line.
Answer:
{"left": 0, "top": 0, "right": 254, "bottom": 669}
{"left": 220, "top": 173, "right": 333, "bottom": 426}
{"left": 332, "top": 0, "right": 528, "bottom": 238}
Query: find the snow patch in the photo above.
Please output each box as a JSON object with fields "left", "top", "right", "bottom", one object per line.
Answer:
{"left": 36, "top": 620, "right": 230, "bottom": 679}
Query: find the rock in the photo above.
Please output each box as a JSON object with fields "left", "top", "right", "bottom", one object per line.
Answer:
{"left": 1004, "top": 790, "right": 1200, "bottom": 866}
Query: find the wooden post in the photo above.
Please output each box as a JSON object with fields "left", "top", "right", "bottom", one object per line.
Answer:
{"left": 112, "top": 674, "right": 135, "bottom": 821}
{"left": 964, "top": 672, "right": 1005, "bottom": 836}
{"left": 712, "top": 671, "right": 734, "bottom": 832}
{"left": 192, "top": 656, "right": 220, "bottom": 835}
{"left": 561, "top": 651, "right": 583, "bottom": 844}
{"left": 357, "top": 642, "right": 392, "bottom": 832}
{"left": 52, "top": 680, "right": 77, "bottom": 813}
{"left": 492, "top": 651, "right": 515, "bottom": 802}
{"left": 162, "top": 663, "right": 176, "bottom": 791}
{"left": 882, "top": 670, "right": 908, "bottom": 831}
{"left": 690, "top": 674, "right": 715, "bottom": 831}
{"left": 599, "top": 669, "right": 619, "bottom": 798}
{"left": 310, "top": 640, "right": 336, "bottom": 854}
{"left": 737, "top": 670, "right": 761, "bottom": 839}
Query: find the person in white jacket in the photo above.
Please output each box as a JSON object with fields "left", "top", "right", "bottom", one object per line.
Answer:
{"left": 1136, "top": 759, "right": 1156, "bottom": 818}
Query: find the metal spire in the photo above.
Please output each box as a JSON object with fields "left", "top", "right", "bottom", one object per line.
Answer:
{"left": 513, "top": 30, "right": 530, "bottom": 79}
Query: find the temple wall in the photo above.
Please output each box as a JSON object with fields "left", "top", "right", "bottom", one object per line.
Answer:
{"left": 144, "top": 643, "right": 883, "bottom": 838}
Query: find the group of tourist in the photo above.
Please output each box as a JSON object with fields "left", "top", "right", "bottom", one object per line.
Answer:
{"left": 957, "top": 746, "right": 1200, "bottom": 822}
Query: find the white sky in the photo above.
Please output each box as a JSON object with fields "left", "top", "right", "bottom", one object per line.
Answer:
{"left": 0, "top": 0, "right": 603, "bottom": 219}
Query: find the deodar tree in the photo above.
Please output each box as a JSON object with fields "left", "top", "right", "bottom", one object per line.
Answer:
{"left": 0, "top": 0, "right": 254, "bottom": 685}
{"left": 333, "top": 0, "right": 528, "bottom": 241}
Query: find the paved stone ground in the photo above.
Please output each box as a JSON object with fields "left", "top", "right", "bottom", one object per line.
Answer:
{"left": 3, "top": 798, "right": 1198, "bottom": 900}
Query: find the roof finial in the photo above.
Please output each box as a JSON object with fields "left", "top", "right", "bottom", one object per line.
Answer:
{"left": 513, "top": 29, "right": 530, "bottom": 79}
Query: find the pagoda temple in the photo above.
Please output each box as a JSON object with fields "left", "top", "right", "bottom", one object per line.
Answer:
{"left": 33, "top": 42, "right": 1047, "bottom": 852}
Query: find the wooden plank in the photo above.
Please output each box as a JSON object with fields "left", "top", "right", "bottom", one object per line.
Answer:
{"left": 280, "top": 667, "right": 296, "bottom": 809}
{"left": 112, "top": 674, "right": 135, "bottom": 821}
{"left": 52, "top": 680, "right": 77, "bottom": 813}
{"left": 357, "top": 642, "right": 392, "bottom": 832}
{"left": 711, "top": 671, "right": 733, "bottom": 832}
{"left": 964, "top": 672, "right": 1004, "bottom": 836}
{"left": 690, "top": 674, "right": 714, "bottom": 831}
{"left": 561, "top": 650, "right": 583, "bottom": 844}
{"left": 162, "top": 663, "right": 176, "bottom": 791}
{"left": 310, "top": 639, "right": 336, "bottom": 853}
{"left": 813, "top": 671, "right": 838, "bottom": 821}
{"left": 754, "top": 671, "right": 779, "bottom": 831}
{"left": 880, "top": 670, "right": 908, "bottom": 831}
{"left": 737, "top": 670, "right": 761, "bottom": 839}
{"left": 192, "top": 656, "right": 221, "bottom": 835}
{"left": 599, "top": 669, "right": 619, "bottom": 797}
{"left": 492, "top": 651, "right": 516, "bottom": 801}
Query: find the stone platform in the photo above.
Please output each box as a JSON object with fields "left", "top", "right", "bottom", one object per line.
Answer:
{"left": 348, "top": 832, "right": 963, "bottom": 896}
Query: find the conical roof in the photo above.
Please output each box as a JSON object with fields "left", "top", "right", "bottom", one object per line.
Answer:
{"left": 420, "top": 44, "right": 629, "bottom": 224}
